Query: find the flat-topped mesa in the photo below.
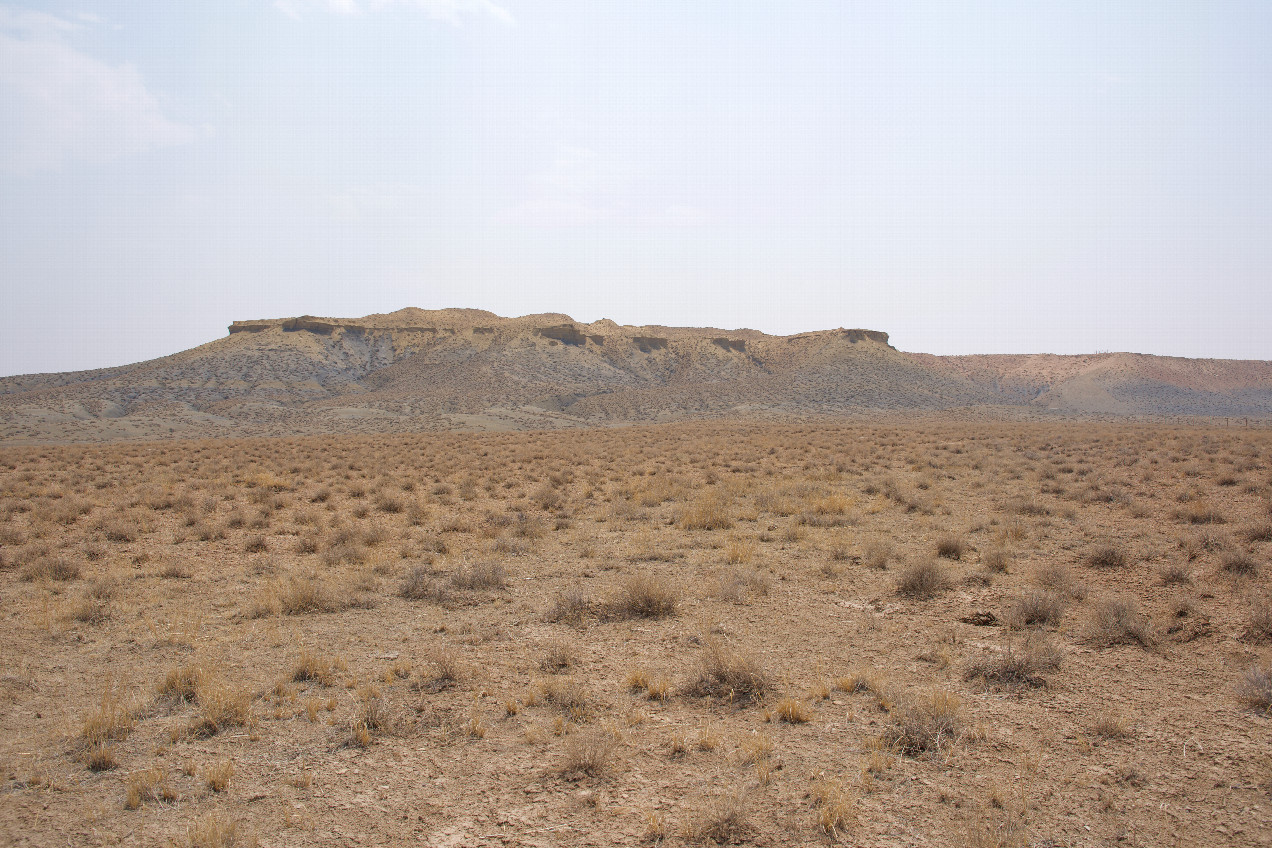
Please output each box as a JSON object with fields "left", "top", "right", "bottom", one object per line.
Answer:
{"left": 227, "top": 312, "right": 892, "bottom": 349}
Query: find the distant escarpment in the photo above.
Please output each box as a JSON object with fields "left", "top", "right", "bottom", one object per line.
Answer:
{"left": 1, "top": 308, "right": 1268, "bottom": 443}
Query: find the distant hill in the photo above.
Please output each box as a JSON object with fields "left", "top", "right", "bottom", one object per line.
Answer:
{"left": 2, "top": 308, "right": 1269, "bottom": 442}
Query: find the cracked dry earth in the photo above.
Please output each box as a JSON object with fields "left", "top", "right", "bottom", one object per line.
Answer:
{"left": 1, "top": 419, "right": 1270, "bottom": 847}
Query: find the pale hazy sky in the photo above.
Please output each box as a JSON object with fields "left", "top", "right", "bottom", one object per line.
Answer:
{"left": 2, "top": 1, "right": 1270, "bottom": 376}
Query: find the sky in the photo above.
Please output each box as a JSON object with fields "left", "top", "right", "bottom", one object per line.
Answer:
{"left": 2, "top": 1, "right": 1271, "bottom": 376}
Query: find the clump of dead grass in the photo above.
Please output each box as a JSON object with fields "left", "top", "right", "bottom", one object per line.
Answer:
{"left": 881, "top": 690, "right": 965, "bottom": 756}
{"left": 1236, "top": 664, "right": 1272, "bottom": 713}
{"left": 1003, "top": 590, "right": 1065, "bottom": 629}
{"left": 685, "top": 640, "right": 771, "bottom": 705}
{"left": 964, "top": 635, "right": 1062, "bottom": 690}
{"left": 1086, "top": 597, "right": 1155, "bottom": 649}
{"left": 895, "top": 560, "right": 950, "bottom": 599}
{"left": 604, "top": 573, "right": 678, "bottom": 620}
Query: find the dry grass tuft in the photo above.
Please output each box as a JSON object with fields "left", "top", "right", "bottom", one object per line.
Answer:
{"left": 1086, "top": 544, "right": 1127, "bottom": 569}
{"left": 545, "top": 587, "right": 594, "bottom": 624}
{"left": 1086, "top": 597, "right": 1155, "bottom": 649}
{"left": 964, "top": 636, "right": 1062, "bottom": 690}
{"left": 1003, "top": 590, "right": 1065, "bottom": 629}
{"left": 686, "top": 793, "right": 754, "bottom": 845}
{"left": 605, "top": 573, "right": 678, "bottom": 620}
{"left": 558, "top": 732, "right": 616, "bottom": 779}
{"left": 125, "top": 766, "right": 176, "bottom": 809}
{"left": 686, "top": 640, "right": 771, "bottom": 705}
{"left": 882, "top": 690, "right": 965, "bottom": 756}
{"left": 1236, "top": 664, "right": 1272, "bottom": 713}
{"left": 1221, "top": 551, "right": 1259, "bottom": 576}
{"left": 895, "top": 560, "right": 950, "bottom": 599}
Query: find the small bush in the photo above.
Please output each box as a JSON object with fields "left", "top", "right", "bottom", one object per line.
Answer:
{"left": 1221, "top": 552, "right": 1258, "bottom": 576}
{"left": 1003, "top": 590, "right": 1065, "bottom": 629}
{"left": 605, "top": 574, "right": 678, "bottom": 620}
{"left": 686, "top": 641, "right": 771, "bottom": 705}
{"left": 687, "top": 794, "right": 754, "bottom": 845}
{"left": 558, "top": 733, "right": 616, "bottom": 779}
{"left": 895, "top": 560, "right": 950, "bottom": 600}
{"left": 883, "top": 690, "right": 964, "bottom": 756}
{"left": 1086, "top": 597, "right": 1155, "bottom": 649}
{"left": 1086, "top": 544, "right": 1127, "bottom": 569}
{"left": 158, "top": 664, "right": 206, "bottom": 703}
{"left": 545, "top": 587, "right": 594, "bottom": 624}
{"left": 936, "top": 534, "right": 965, "bottom": 560}
{"left": 400, "top": 566, "right": 450, "bottom": 603}
{"left": 1236, "top": 664, "right": 1272, "bottom": 712}
{"left": 183, "top": 682, "right": 252, "bottom": 738}
{"left": 964, "top": 635, "right": 1062, "bottom": 690}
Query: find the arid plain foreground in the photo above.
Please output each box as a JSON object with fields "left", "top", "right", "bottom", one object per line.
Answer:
{"left": 1, "top": 420, "right": 1270, "bottom": 847}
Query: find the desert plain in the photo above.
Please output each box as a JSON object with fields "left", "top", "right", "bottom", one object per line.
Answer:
{"left": 1, "top": 416, "right": 1271, "bottom": 847}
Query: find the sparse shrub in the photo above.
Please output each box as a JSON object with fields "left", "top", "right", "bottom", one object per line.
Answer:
{"left": 400, "top": 565, "right": 450, "bottom": 603}
{"left": 864, "top": 540, "right": 892, "bottom": 570}
{"left": 605, "top": 574, "right": 678, "bottom": 620}
{"left": 774, "top": 697, "right": 811, "bottom": 724}
{"left": 546, "top": 587, "right": 594, "bottom": 624}
{"left": 1086, "top": 597, "right": 1155, "bottom": 649}
{"left": 1236, "top": 664, "right": 1272, "bottom": 712}
{"left": 243, "top": 535, "right": 267, "bottom": 553}
{"left": 686, "top": 640, "right": 770, "bottom": 704}
{"left": 558, "top": 733, "right": 615, "bottom": 779}
{"left": 449, "top": 561, "right": 508, "bottom": 591}
{"left": 19, "top": 555, "right": 80, "bottom": 582}
{"left": 687, "top": 793, "right": 754, "bottom": 845}
{"left": 542, "top": 677, "right": 590, "bottom": 720}
{"left": 717, "top": 568, "right": 771, "bottom": 603}
{"left": 278, "top": 576, "right": 344, "bottom": 615}
{"left": 1221, "top": 551, "right": 1258, "bottom": 576}
{"left": 981, "top": 547, "right": 1010, "bottom": 573}
{"left": 936, "top": 534, "right": 965, "bottom": 560}
{"left": 1003, "top": 590, "right": 1065, "bottom": 629}
{"left": 882, "top": 690, "right": 965, "bottom": 756}
{"left": 186, "top": 813, "right": 255, "bottom": 848}
{"left": 895, "top": 560, "right": 950, "bottom": 599}
{"left": 964, "top": 635, "right": 1062, "bottom": 689}
{"left": 1086, "top": 544, "right": 1127, "bottom": 569}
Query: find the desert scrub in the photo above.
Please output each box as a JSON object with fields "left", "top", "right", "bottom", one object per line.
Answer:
{"left": 545, "top": 587, "right": 594, "bottom": 624}
{"left": 882, "top": 690, "right": 965, "bottom": 756}
{"left": 686, "top": 793, "right": 754, "bottom": 845}
{"left": 1086, "top": 597, "right": 1155, "bottom": 649}
{"left": 1003, "top": 589, "right": 1065, "bottom": 628}
{"left": 399, "top": 565, "right": 451, "bottom": 603}
{"left": 895, "top": 560, "right": 950, "bottom": 599}
{"left": 964, "top": 635, "right": 1062, "bottom": 690}
{"left": 1085, "top": 544, "right": 1127, "bottom": 569}
{"left": 1236, "top": 664, "right": 1272, "bottom": 712}
{"left": 678, "top": 492, "right": 733, "bottom": 531}
{"left": 558, "top": 732, "right": 616, "bottom": 779}
{"left": 604, "top": 573, "right": 678, "bottom": 619}
{"left": 935, "top": 533, "right": 965, "bottom": 560}
{"left": 685, "top": 640, "right": 770, "bottom": 705}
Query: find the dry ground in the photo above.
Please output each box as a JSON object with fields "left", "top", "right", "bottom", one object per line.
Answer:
{"left": 0, "top": 420, "right": 1270, "bottom": 847}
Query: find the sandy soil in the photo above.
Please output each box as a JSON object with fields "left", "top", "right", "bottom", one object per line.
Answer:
{"left": 0, "top": 419, "right": 1270, "bottom": 847}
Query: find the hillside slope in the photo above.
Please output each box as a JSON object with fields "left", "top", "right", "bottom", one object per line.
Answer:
{"left": 1, "top": 309, "right": 1268, "bottom": 442}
